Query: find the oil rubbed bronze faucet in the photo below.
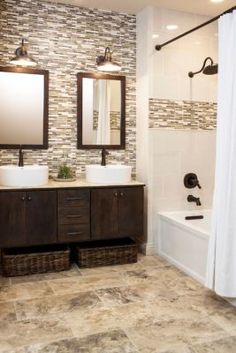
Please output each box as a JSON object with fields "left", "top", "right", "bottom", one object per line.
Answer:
{"left": 18, "top": 147, "right": 24, "bottom": 167}
{"left": 187, "top": 194, "right": 201, "bottom": 206}
{"left": 101, "top": 148, "right": 109, "bottom": 166}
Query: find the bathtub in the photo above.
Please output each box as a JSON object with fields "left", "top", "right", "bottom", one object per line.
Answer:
{"left": 158, "top": 210, "right": 211, "bottom": 284}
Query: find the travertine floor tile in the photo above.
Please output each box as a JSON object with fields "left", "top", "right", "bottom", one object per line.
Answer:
{"left": 0, "top": 254, "right": 235, "bottom": 353}
{"left": 65, "top": 306, "right": 118, "bottom": 338}
{"left": 168, "top": 275, "right": 204, "bottom": 296}
{"left": 66, "top": 302, "right": 154, "bottom": 339}
{"left": 144, "top": 295, "right": 207, "bottom": 322}
{"left": 15, "top": 290, "right": 102, "bottom": 320}
{"left": 47, "top": 272, "right": 126, "bottom": 295}
{"left": 125, "top": 317, "right": 226, "bottom": 352}
{"left": 0, "top": 301, "right": 16, "bottom": 321}
{"left": 2, "top": 329, "right": 138, "bottom": 353}
{"left": 111, "top": 302, "right": 156, "bottom": 328}
{"left": 0, "top": 318, "right": 73, "bottom": 352}
{"left": 121, "top": 265, "right": 186, "bottom": 286}
{"left": 96, "top": 286, "right": 144, "bottom": 306}
{"left": 180, "top": 290, "right": 232, "bottom": 315}
{"left": 190, "top": 335, "right": 236, "bottom": 353}
{"left": 208, "top": 308, "right": 236, "bottom": 333}
{"left": 0, "top": 282, "right": 53, "bottom": 303}
{"left": 138, "top": 254, "right": 171, "bottom": 268}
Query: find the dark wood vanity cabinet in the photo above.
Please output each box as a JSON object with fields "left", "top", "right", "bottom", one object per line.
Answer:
{"left": 91, "top": 187, "right": 143, "bottom": 240}
{"left": 0, "top": 190, "right": 57, "bottom": 247}
{"left": 58, "top": 189, "right": 90, "bottom": 242}
{"left": 0, "top": 191, "right": 26, "bottom": 247}
{"left": 0, "top": 185, "right": 144, "bottom": 248}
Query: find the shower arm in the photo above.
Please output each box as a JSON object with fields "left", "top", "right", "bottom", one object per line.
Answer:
{"left": 155, "top": 6, "right": 236, "bottom": 51}
{"left": 188, "top": 57, "right": 213, "bottom": 78}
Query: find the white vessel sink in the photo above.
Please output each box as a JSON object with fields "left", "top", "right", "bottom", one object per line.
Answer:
{"left": 0, "top": 165, "right": 48, "bottom": 187}
{"left": 86, "top": 165, "right": 132, "bottom": 184}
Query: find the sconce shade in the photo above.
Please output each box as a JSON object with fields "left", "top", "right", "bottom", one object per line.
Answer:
{"left": 10, "top": 39, "right": 37, "bottom": 67}
{"left": 96, "top": 47, "right": 121, "bottom": 72}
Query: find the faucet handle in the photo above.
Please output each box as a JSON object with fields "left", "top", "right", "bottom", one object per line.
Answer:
{"left": 197, "top": 181, "right": 202, "bottom": 189}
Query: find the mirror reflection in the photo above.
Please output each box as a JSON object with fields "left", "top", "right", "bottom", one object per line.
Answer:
{"left": 0, "top": 67, "right": 48, "bottom": 149}
{"left": 77, "top": 73, "right": 125, "bottom": 149}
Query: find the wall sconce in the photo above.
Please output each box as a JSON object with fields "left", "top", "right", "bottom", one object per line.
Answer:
{"left": 96, "top": 47, "right": 121, "bottom": 72}
{"left": 10, "top": 39, "right": 37, "bottom": 67}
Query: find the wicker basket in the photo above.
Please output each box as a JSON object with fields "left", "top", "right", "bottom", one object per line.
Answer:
{"left": 75, "top": 238, "right": 138, "bottom": 268}
{"left": 1, "top": 245, "right": 70, "bottom": 277}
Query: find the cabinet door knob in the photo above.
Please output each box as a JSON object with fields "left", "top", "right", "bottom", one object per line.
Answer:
{"left": 120, "top": 192, "right": 124, "bottom": 197}
{"left": 27, "top": 196, "right": 32, "bottom": 201}
{"left": 21, "top": 196, "right": 25, "bottom": 201}
{"left": 114, "top": 192, "right": 118, "bottom": 197}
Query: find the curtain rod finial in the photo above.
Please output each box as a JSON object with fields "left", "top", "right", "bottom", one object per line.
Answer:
{"left": 155, "top": 44, "right": 162, "bottom": 51}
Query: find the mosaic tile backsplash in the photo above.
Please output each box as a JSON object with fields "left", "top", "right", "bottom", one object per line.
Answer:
{"left": 149, "top": 98, "right": 217, "bottom": 130}
{"left": 0, "top": 0, "right": 136, "bottom": 177}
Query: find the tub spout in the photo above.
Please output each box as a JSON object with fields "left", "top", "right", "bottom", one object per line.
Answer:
{"left": 187, "top": 194, "right": 201, "bottom": 206}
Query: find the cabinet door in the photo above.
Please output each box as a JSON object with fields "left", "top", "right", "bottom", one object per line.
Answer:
{"left": 26, "top": 190, "right": 57, "bottom": 245}
{"left": 0, "top": 191, "right": 26, "bottom": 247}
{"left": 118, "top": 187, "right": 144, "bottom": 238}
{"left": 91, "top": 188, "right": 119, "bottom": 239}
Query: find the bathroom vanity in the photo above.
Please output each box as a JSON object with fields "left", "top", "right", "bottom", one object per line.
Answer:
{"left": 0, "top": 181, "right": 144, "bottom": 248}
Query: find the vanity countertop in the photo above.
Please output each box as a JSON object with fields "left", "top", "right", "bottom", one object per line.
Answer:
{"left": 0, "top": 178, "right": 145, "bottom": 190}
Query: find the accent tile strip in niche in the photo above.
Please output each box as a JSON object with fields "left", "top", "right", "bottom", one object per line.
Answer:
{"left": 149, "top": 98, "right": 217, "bottom": 130}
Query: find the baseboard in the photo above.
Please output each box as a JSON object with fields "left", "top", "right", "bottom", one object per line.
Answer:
{"left": 140, "top": 242, "right": 157, "bottom": 255}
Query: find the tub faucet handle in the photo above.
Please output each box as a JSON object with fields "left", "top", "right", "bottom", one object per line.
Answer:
{"left": 197, "top": 181, "right": 202, "bottom": 189}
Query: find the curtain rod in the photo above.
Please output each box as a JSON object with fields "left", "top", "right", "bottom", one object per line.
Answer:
{"left": 155, "top": 6, "right": 236, "bottom": 51}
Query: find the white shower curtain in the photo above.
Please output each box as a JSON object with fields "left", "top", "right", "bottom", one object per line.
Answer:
{"left": 206, "top": 10, "right": 236, "bottom": 297}
{"left": 96, "top": 80, "right": 111, "bottom": 144}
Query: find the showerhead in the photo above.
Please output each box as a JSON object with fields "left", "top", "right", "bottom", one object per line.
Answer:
{"left": 188, "top": 57, "right": 218, "bottom": 78}
{"left": 203, "top": 63, "right": 218, "bottom": 75}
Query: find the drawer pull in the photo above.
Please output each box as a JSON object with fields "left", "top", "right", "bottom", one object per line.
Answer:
{"left": 66, "top": 215, "right": 82, "bottom": 218}
{"left": 66, "top": 197, "right": 82, "bottom": 201}
{"left": 67, "top": 231, "right": 83, "bottom": 236}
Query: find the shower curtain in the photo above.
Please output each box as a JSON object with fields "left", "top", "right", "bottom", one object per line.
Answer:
{"left": 96, "top": 80, "right": 111, "bottom": 144}
{"left": 206, "top": 10, "right": 236, "bottom": 297}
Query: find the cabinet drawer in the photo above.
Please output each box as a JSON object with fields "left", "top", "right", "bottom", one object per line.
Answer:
{"left": 58, "top": 224, "right": 90, "bottom": 242}
{"left": 58, "top": 189, "right": 90, "bottom": 208}
{"left": 58, "top": 207, "right": 89, "bottom": 225}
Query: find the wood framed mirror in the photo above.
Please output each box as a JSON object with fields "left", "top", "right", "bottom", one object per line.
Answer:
{"left": 0, "top": 66, "right": 49, "bottom": 149}
{"left": 77, "top": 72, "right": 125, "bottom": 149}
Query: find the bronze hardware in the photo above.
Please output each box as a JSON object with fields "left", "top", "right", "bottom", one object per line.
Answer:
{"left": 67, "top": 231, "right": 83, "bottom": 236}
